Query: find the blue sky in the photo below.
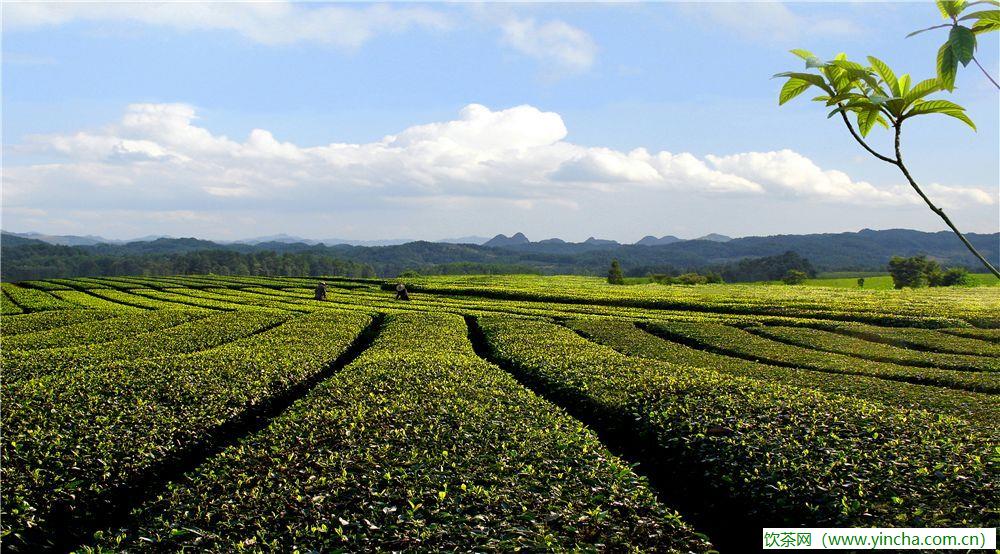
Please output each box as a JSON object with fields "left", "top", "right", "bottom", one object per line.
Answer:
{"left": 2, "top": 2, "right": 998, "bottom": 242}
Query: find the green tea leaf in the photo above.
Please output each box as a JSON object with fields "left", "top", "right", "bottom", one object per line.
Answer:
{"left": 897, "top": 74, "right": 912, "bottom": 95}
{"left": 948, "top": 25, "right": 977, "bottom": 65}
{"left": 779, "top": 78, "right": 812, "bottom": 105}
{"left": 937, "top": 0, "right": 967, "bottom": 18}
{"left": 867, "top": 56, "right": 899, "bottom": 96}
{"left": 937, "top": 44, "right": 958, "bottom": 90}
{"left": 959, "top": 8, "right": 1000, "bottom": 21}
{"left": 903, "top": 78, "right": 942, "bottom": 104}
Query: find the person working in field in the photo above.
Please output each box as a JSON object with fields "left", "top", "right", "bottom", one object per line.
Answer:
{"left": 314, "top": 281, "right": 328, "bottom": 301}
{"left": 395, "top": 283, "right": 410, "bottom": 301}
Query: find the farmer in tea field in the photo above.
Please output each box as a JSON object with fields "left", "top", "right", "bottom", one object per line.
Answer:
{"left": 395, "top": 283, "right": 410, "bottom": 301}
{"left": 314, "top": 281, "right": 328, "bottom": 301}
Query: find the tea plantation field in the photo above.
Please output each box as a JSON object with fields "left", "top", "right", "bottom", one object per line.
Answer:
{"left": 1, "top": 275, "right": 997, "bottom": 552}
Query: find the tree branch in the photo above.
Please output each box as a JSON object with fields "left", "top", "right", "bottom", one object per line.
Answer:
{"left": 892, "top": 123, "right": 1000, "bottom": 278}
{"left": 972, "top": 55, "right": 1000, "bottom": 89}
{"left": 837, "top": 108, "right": 898, "bottom": 164}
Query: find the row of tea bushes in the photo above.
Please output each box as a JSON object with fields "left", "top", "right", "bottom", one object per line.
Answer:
{"left": 565, "top": 318, "right": 999, "bottom": 428}
{"left": 476, "top": 315, "right": 997, "bottom": 529}
{"left": 85, "top": 288, "right": 190, "bottom": 310}
{"left": 939, "top": 327, "right": 1000, "bottom": 343}
{"left": 175, "top": 287, "right": 317, "bottom": 313}
{"left": 49, "top": 290, "right": 147, "bottom": 312}
{"left": 88, "top": 312, "right": 710, "bottom": 552}
{"left": 0, "top": 309, "right": 117, "bottom": 336}
{"left": 643, "top": 321, "right": 999, "bottom": 393}
{"left": 748, "top": 325, "right": 998, "bottom": 373}
{"left": 2, "top": 309, "right": 373, "bottom": 550}
{"left": 1, "top": 290, "right": 24, "bottom": 315}
{"left": 812, "top": 322, "right": 1000, "bottom": 356}
{"left": 3, "top": 310, "right": 292, "bottom": 382}
{"left": 129, "top": 289, "right": 250, "bottom": 311}
{"left": 399, "top": 276, "right": 984, "bottom": 328}
{"left": 3, "top": 310, "right": 207, "bottom": 351}
{"left": 1, "top": 283, "right": 78, "bottom": 312}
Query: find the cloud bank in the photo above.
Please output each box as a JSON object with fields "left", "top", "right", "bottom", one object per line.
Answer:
{"left": 6, "top": 103, "right": 993, "bottom": 220}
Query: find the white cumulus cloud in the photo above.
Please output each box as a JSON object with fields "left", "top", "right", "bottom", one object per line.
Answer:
{"left": 5, "top": 102, "right": 994, "bottom": 221}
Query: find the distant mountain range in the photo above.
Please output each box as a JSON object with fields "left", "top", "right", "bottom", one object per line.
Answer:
{"left": 3, "top": 228, "right": 997, "bottom": 280}
{"left": 4, "top": 231, "right": 172, "bottom": 246}
{"left": 3, "top": 230, "right": 734, "bottom": 248}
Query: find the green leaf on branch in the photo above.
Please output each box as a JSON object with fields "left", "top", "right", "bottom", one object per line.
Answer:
{"left": 897, "top": 74, "right": 912, "bottom": 95}
{"left": 779, "top": 78, "right": 813, "bottom": 105}
{"left": 942, "top": 110, "right": 977, "bottom": 130}
{"left": 907, "top": 99, "right": 967, "bottom": 114}
{"left": 828, "top": 59, "right": 867, "bottom": 72}
{"left": 948, "top": 25, "right": 977, "bottom": 65}
{"left": 789, "top": 49, "right": 825, "bottom": 68}
{"left": 958, "top": 9, "right": 1000, "bottom": 21}
{"left": 972, "top": 18, "right": 1000, "bottom": 32}
{"left": 868, "top": 56, "right": 900, "bottom": 95}
{"left": 905, "top": 99, "right": 977, "bottom": 129}
{"left": 773, "top": 72, "right": 829, "bottom": 89}
{"left": 937, "top": 44, "right": 958, "bottom": 90}
{"left": 903, "top": 78, "right": 942, "bottom": 104}
{"left": 937, "top": 0, "right": 967, "bottom": 18}
{"left": 856, "top": 107, "right": 881, "bottom": 137}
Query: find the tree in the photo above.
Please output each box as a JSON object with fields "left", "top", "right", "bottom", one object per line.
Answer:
{"left": 940, "top": 267, "right": 971, "bottom": 285}
{"left": 888, "top": 255, "right": 931, "bottom": 288}
{"left": 907, "top": 0, "right": 999, "bottom": 89}
{"left": 782, "top": 269, "right": 808, "bottom": 285}
{"left": 857, "top": 277, "right": 865, "bottom": 288}
{"left": 676, "top": 272, "right": 709, "bottom": 285}
{"left": 718, "top": 251, "right": 815, "bottom": 283}
{"left": 885, "top": 254, "right": 971, "bottom": 288}
{"left": 607, "top": 259, "right": 625, "bottom": 284}
{"left": 775, "top": 51, "right": 1000, "bottom": 278}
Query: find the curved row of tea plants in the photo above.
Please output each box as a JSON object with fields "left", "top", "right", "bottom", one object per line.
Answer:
{"left": 940, "top": 327, "right": 1000, "bottom": 343}
{"left": 84, "top": 288, "right": 192, "bottom": 310}
{"left": 1, "top": 309, "right": 373, "bottom": 550}
{"left": 2, "top": 310, "right": 291, "bottom": 382}
{"left": 256, "top": 281, "right": 834, "bottom": 328}
{"left": 1, "top": 283, "right": 77, "bottom": 312}
{"left": 172, "top": 287, "right": 317, "bottom": 313}
{"left": 1, "top": 290, "right": 24, "bottom": 315}
{"left": 89, "top": 312, "right": 710, "bottom": 553}
{"left": 49, "top": 290, "right": 147, "bottom": 312}
{"left": 128, "top": 289, "right": 251, "bottom": 311}
{"left": 813, "top": 322, "right": 1000, "bottom": 356}
{"left": 748, "top": 325, "right": 998, "bottom": 373}
{"left": 643, "top": 321, "right": 998, "bottom": 393}
{"left": 0, "top": 309, "right": 117, "bottom": 336}
{"left": 400, "top": 275, "right": 994, "bottom": 327}
{"left": 3, "top": 310, "right": 207, "bottom": 351}
{"left": 17, "top": 280, "right": 73, "bottom": 291}
{"left": 566, "top": 318, "right": 999, "bottom": 428}
{"left": 476, "top": 315, "right": 997, "bottom": 529}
